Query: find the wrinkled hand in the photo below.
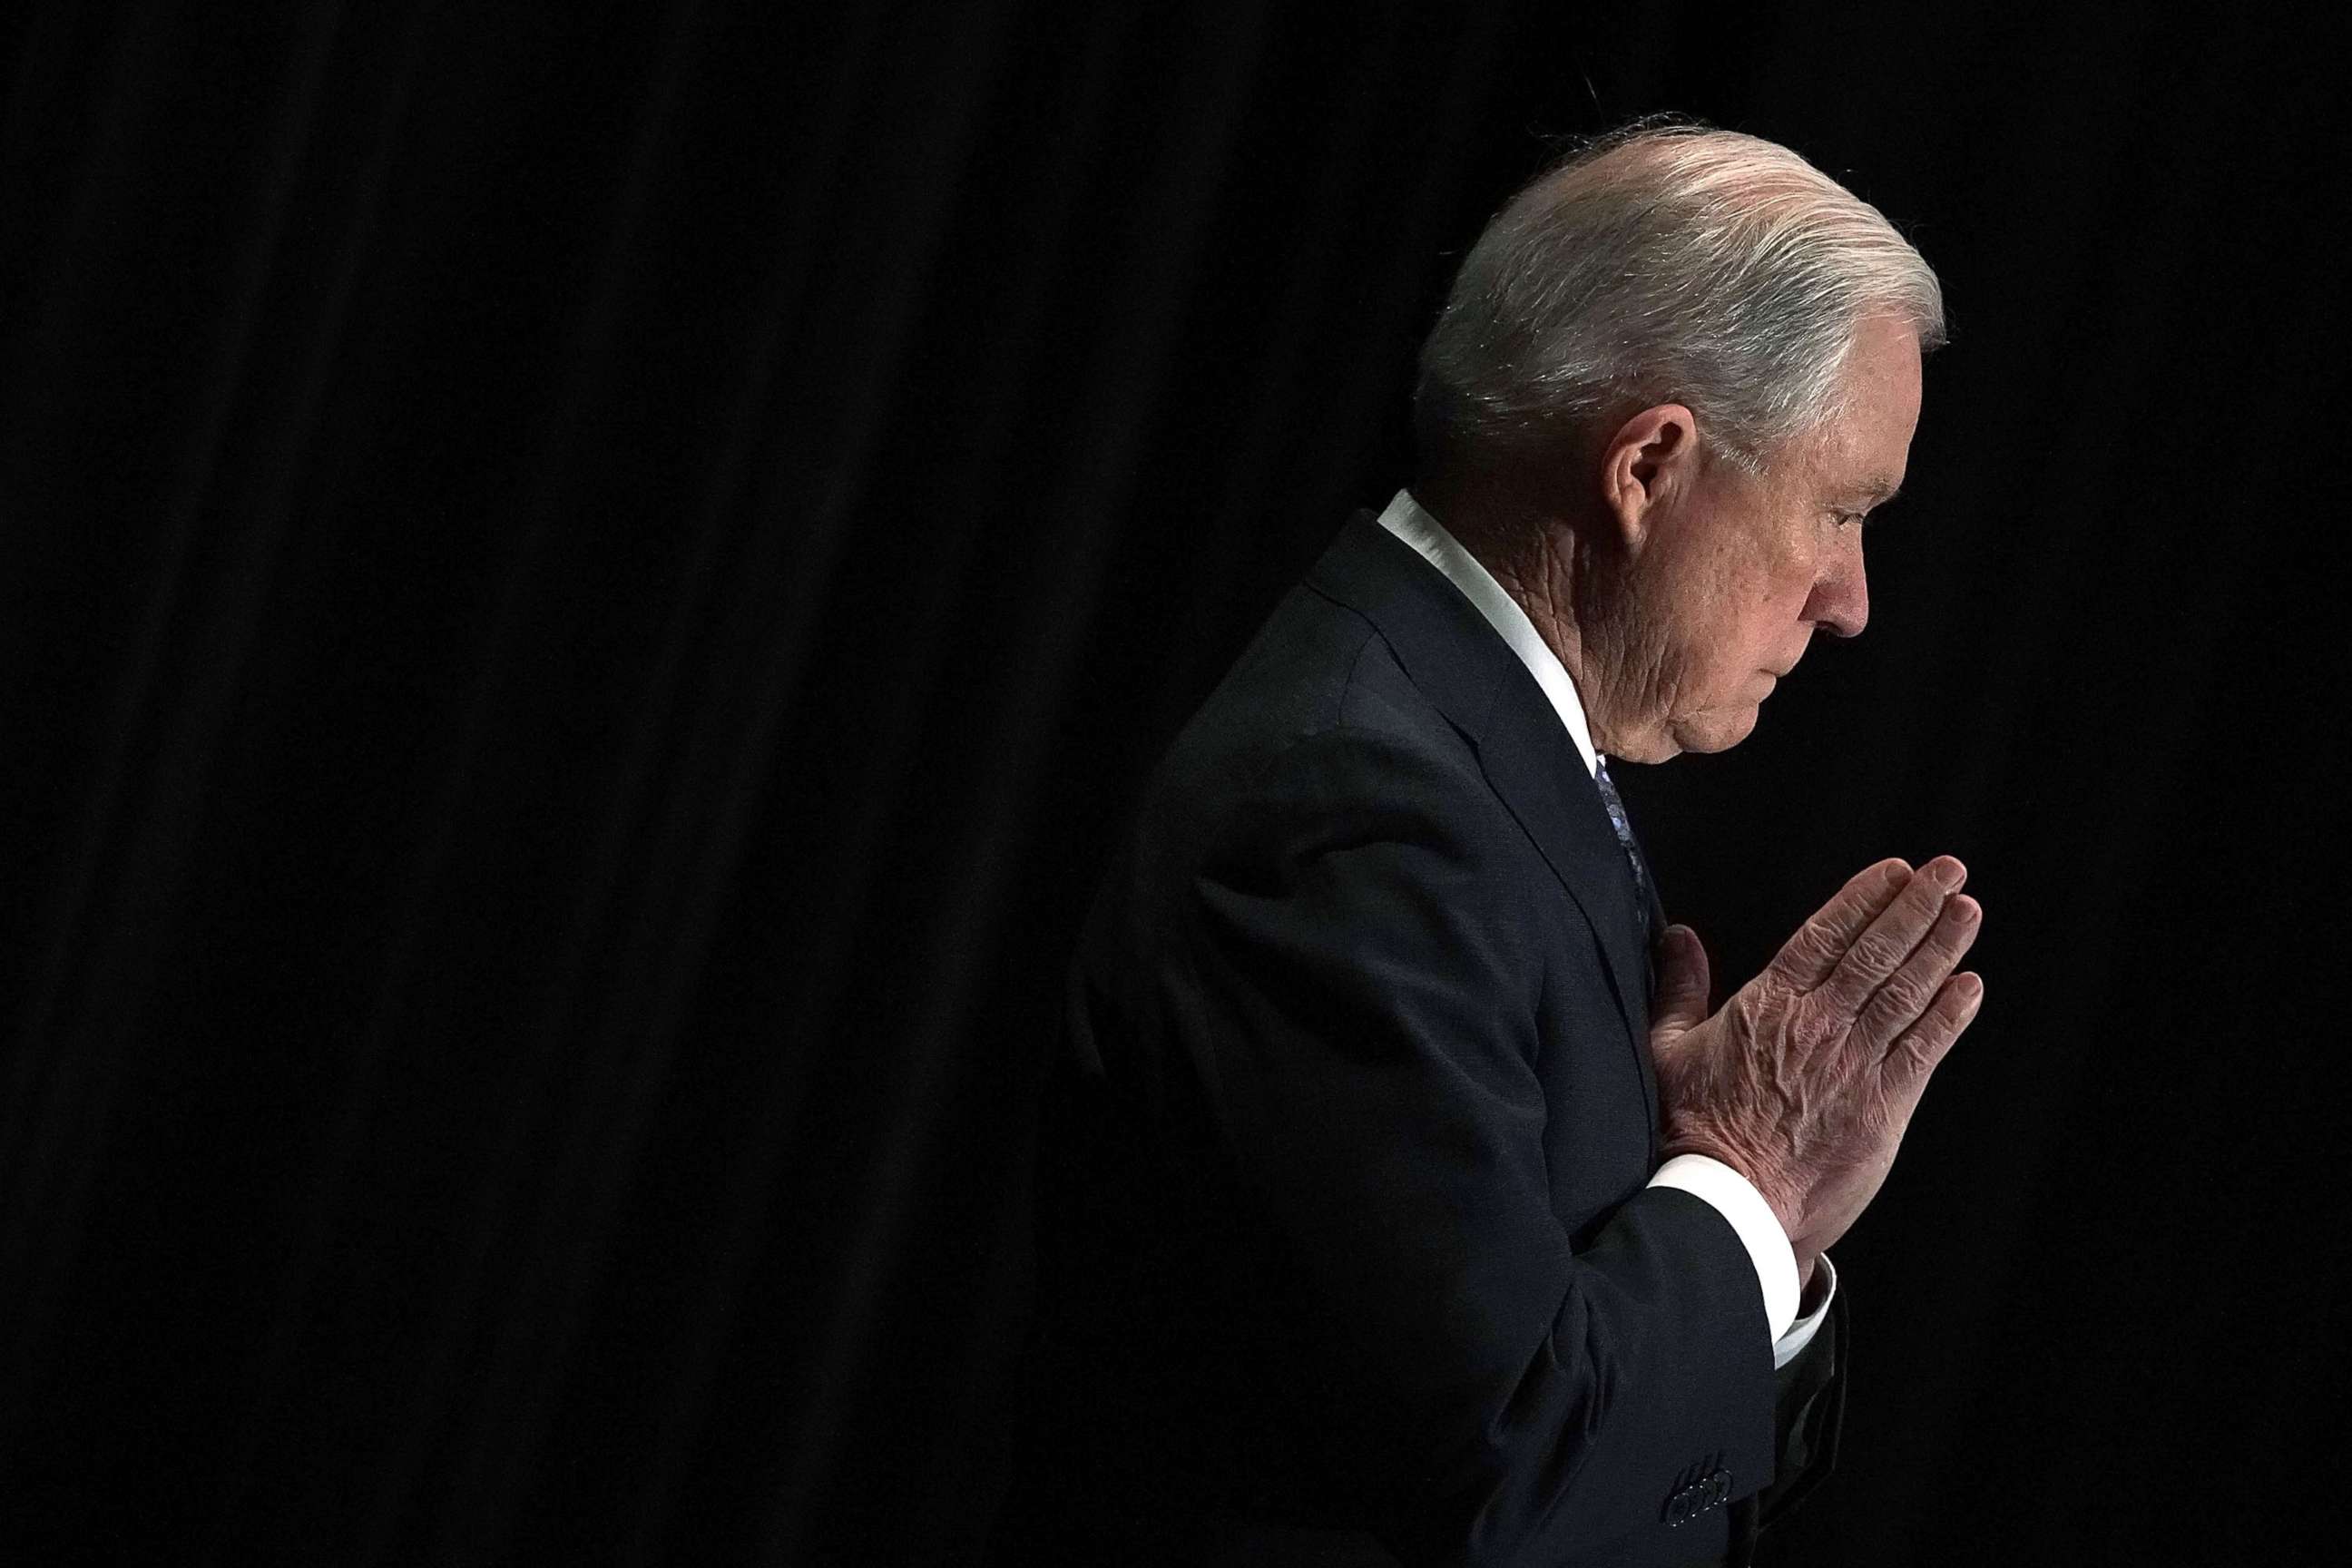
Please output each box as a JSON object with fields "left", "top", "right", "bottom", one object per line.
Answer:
{"left": 1647, "top": 857, "right": 1985, "bottom": 1265}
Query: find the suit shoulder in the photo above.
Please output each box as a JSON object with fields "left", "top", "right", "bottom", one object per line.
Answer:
{"left": 1100, "top": 590, "right": 1523, "bottom": 917}
{"left": 1159, "top": 581, "right": 1475, "bottom": 799}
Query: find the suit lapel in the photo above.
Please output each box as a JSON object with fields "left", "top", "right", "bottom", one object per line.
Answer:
{"left": 1475, "top": 719, "right": 1661, "bottom": 1130}
{"left": 1308, "top": 511, "right": 1661, "bottom": 1134}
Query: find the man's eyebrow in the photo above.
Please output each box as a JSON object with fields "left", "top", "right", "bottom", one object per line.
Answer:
{"left": 1849, "top": 476, "right": 1904, "bottom": 505}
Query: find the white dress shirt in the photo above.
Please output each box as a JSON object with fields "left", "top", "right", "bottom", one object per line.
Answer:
{"left": 1375, "top": 486, "right": 1835, "bottom": 1368}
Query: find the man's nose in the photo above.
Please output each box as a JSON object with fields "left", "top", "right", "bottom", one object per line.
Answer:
{"left": 1808, "top": 549, "right": 1869, "bottom": 639}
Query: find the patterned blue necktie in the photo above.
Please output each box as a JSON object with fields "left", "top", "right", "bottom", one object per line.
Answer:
{"left": 1591, "top": 756, "right": 1654, "bottom": 949}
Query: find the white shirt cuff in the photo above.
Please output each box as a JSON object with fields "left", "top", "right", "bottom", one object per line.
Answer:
{"left": 1646, "top": 1152, "right": 1800, "bottom": 1342}
{"left": 1770, "top": 1250, "right": 1837, "bottom": 1370}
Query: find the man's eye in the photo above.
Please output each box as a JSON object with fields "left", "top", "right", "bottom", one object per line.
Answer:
{"left": 1833, "top": 511, "right": 1865, "bottom": 527}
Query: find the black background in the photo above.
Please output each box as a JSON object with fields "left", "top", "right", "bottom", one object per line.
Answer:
{"left": 3, "top": 3, "right": 2344, "bottom": 1563}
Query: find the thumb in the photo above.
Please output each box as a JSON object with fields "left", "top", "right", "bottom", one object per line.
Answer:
{"left": 1649, "top": 924, "right": 1710, "bottom": 1049}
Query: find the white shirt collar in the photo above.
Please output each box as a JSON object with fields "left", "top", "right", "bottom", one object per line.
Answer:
{"left": 1373, "top": 487, "right": 1602, "bottom": 779}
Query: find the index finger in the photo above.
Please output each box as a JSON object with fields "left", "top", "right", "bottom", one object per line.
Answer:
{"left": 1768, "top": 858, "right": 1915, "bottom": 991}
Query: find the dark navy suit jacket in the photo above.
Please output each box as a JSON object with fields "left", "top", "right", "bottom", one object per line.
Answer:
{"left": 990, "top": 509, "right": 1846, "bottom": 1566}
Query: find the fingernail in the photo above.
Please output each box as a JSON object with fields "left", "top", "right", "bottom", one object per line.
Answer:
{"left": 1931, "top": 860, "right": 1964, "bottom": 890}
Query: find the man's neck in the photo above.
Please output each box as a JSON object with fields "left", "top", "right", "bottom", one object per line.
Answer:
{"left": 1418, "top": 479, "right": 1602, "bottom": 722}
{"left": 1467, "top": 527, "right": 1588, "bottom": 688}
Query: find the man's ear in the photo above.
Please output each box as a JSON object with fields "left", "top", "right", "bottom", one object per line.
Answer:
{"left": 1599, "top": 403, "right": 1699, "bottom": 555}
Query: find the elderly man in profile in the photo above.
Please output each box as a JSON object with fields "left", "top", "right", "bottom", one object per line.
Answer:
{"left": 990, "top": 117, "right": 1984, "bottom": 1568}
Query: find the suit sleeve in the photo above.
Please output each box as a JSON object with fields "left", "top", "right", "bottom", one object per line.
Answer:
{"left": 1181, "top": 725, "right": 1778, "bottom": 1563}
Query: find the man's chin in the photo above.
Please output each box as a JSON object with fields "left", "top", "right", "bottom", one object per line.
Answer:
{"left": 1667, "top": 703, "right": 1760, "bottom": 756}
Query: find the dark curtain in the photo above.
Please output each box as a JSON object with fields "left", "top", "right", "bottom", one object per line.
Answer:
{"left": 4, "top": 3, "right": 2341, "bottom": 1563}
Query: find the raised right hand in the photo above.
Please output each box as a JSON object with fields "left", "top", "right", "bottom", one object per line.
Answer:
{"left": 1646, "top": 857, "right": 1985, "bottom": 1265}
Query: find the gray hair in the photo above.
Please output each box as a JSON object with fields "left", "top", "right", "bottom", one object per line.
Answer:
{"left": 1414, "top": 113, "right": 1947, "bottom": 486}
